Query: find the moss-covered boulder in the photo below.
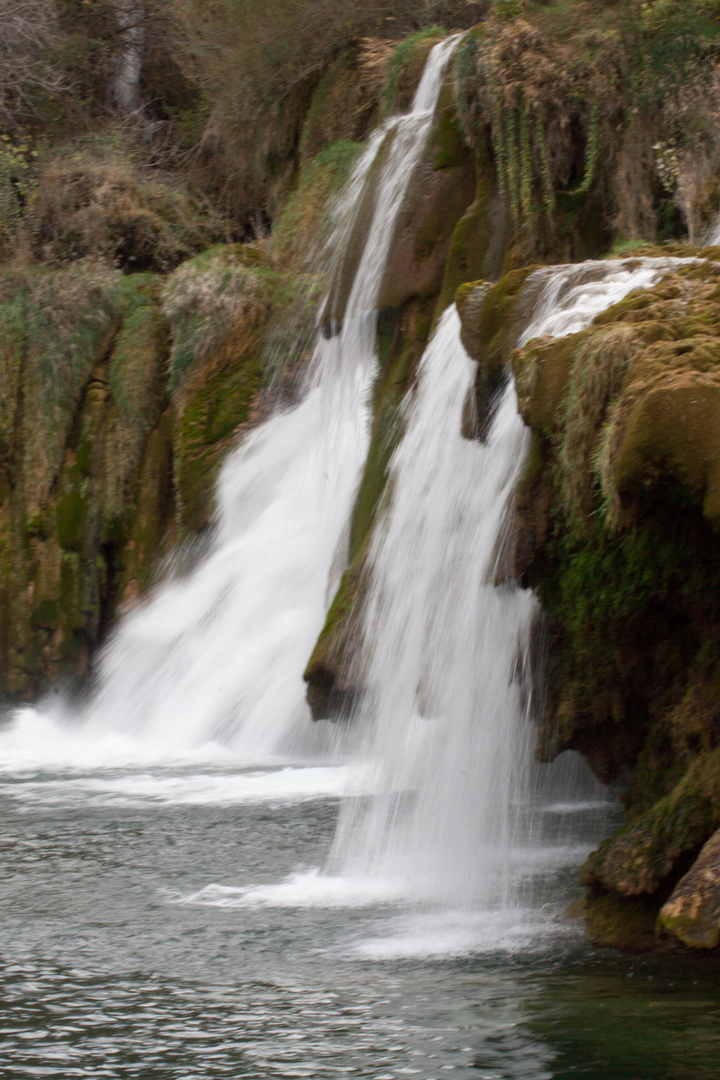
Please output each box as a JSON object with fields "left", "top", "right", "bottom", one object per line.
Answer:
{"left": 436, "top": 140, "right": 513, "bottom": 311}
{"left": 659, "top": 828, "right": 720, "bottom": 949}
{"left": 162, "top": 244, "right": 310, "bottom": 532}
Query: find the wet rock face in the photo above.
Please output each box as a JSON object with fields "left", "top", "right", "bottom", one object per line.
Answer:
{"left": 0, "top": 245, "right": 283, "bottom": 701}
{"left": 304, "top": 297, "right": 435, "bottom": 720}
{"left": 660, "top": 829, "right": 720, "bottom": 949}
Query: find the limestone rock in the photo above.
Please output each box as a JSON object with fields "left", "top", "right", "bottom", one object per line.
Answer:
{"left": 660, "top": 829, "right": 720, "bottom": 949}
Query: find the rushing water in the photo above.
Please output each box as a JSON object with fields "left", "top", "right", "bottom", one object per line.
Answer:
{"left": 1, "top": 40, "right": 720, "bottom": 1079}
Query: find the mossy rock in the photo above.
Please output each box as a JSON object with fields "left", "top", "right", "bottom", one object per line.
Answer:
{"left": 19, "top": 263, "right": 121, "bottom": 513}
{"left": 304, "top": 298, "right": 434, "bottom": 719}
{"left": 430, "top": 81, "right": 473, "bottom": 172}
{"left": 349, "top": 300, "right": 433, "bottom": 560}
{"left": 436, "top": 147, "right": 512, "bottom": 312}
{"left": 119, "top": 408, "right": 175, "bottom": 605}
{"left": 304, "top": 560, "right": 366, "bottom": 721}
{"left": 377, "top": 77, "right": 476, "bottom": 312}
{"left": 584, "top": 893, "right": 662, "bottom": 953}
{"left": 582, "top": 748, "right": 720, "bottom": 898}
{"left": 659, "top": 828, "right": 720, "bottom": 949}
{"left": 163, "top": 245, "right": 273, "bottom": 394}
{"left": 174, "top": 336, "right": 265, "bottom": 533}
{"left": 102, "top": 274, "right": 168, "bottom": 529}
{"left": 456, "top": 266, "right": 536, "bottom": 376}
{"left": 272, "top": 139, "right": 365, "bottom": 270}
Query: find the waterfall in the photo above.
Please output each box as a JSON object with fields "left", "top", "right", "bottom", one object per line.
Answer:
{"left": 0, "top": 37, "right": 458, "bottom": 769}
{"left": 329, "top": 255, "right": 696, "bottom": 907}
{"left": 0, "top": 28, "right": 695, "bottom": 927}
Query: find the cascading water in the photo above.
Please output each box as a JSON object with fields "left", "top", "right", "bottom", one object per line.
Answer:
{"left": 330, "top": 306, "right": 536, "bottom": 907}
{"left": 327, "top": 255, "right": 698, "bottom": 916}
{"left": 0, "top": 37, "right": 459, "bottom": 769}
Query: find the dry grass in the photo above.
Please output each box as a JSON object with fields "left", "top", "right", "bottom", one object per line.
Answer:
{"left": 29, "top": 147, "right": 224, "bottom": 272}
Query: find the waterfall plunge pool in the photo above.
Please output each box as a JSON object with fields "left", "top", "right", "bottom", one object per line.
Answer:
{"left": 1, "top": 760, "right": 719, "bottom": 1080}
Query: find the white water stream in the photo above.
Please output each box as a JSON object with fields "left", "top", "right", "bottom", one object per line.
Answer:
{"left": 0, "top": 37, "right": 458, "bottom": 773}
{"left": 0, "top": 39, "right": 694, "bottom": 933}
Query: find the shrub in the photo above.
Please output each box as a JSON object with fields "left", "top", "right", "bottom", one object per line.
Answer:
{"left": 30, "top": 147, "right": 224, "bottom": 272}
{"left": 162, "top": 245, "right": 272, "bottom": 391}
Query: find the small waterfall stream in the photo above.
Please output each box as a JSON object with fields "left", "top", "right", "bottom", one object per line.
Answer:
{"left": 328, "top": 255, "right": 697, "bottom": 914}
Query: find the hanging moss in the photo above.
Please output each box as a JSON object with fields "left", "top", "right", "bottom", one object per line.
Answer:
{"left": 174, "top": 344, "right": 265, "bottom": 533}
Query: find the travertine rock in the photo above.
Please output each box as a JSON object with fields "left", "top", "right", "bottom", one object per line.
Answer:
{"left": 660, "top": 829, "right": 720, "bottom": 949}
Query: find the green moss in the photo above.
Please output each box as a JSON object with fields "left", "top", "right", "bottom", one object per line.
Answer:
{"left": 437, "top": 150, "right": 511, "bottom": 311}
{"left": 349, "top": 301, "right": 433, "bottom": 561}
{"left": 456, "top": 266, "right": 536, "bottom": 377}
{"left": 584, "top": 748, "right": 720, "bottom": 898}
{"left": 0, "top": 282, "right": 27, "bottom": 480}
{"left": 119, "top": 409, "right": 175, "bottom": 600}
{"left": 109, "top": 275, "right": 165, "bottom": 420}
{"left": 584, "top": 893, "right": 661, "bottom": 952}
{"left": 303, "top": 555, "right": 366, "bottom": 720}
{"left": 30, "top": 600, "right": 60, "bottom": 633}
{"left": 163, "top": 246, "right": 272, "bottom": 392}
{"left": 175, "top": 341, "right": 265, "bottom": 533}
{"left": 272, "top": 140, "right": 365, "bottom": 267}
{"left": 55, "top": 384, "right": 107, "bottom": 552}
{"left": 432, "top": 82, "right": 471, "bottom": 171}
{"left": 21, "top": 264, "right": 121, "bottom": 510}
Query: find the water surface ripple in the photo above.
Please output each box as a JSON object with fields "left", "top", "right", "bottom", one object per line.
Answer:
{"left": 1, "top": 766, "right": 719, "bottom": 1080}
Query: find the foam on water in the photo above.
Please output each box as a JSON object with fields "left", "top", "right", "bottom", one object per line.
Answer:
{"left": 0, "top": 764, "right": 366, "bottom": 808}
{"left": 169, "top": 871, "right": 408, "bottom": 910}
{"left": 352, "top": 908, "right": 576, "bottom": 961}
